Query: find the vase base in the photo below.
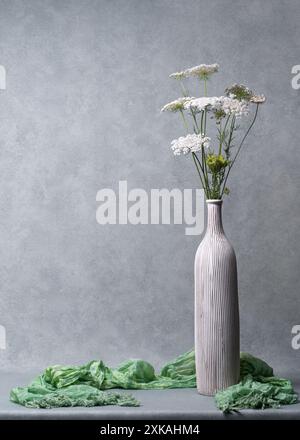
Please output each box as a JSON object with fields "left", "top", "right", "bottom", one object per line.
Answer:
{"left": 197, "top": 388, "right": 215, "bottom": 397}
{"left": 197, "top": 378, "right": 239, "bottom": 396}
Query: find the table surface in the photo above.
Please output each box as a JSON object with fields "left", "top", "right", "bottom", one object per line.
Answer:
{"left": 0, "top": 371, "right": 299, "bottom": 420}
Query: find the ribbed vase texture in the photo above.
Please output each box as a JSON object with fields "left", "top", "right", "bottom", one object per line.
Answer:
{"left": 195, "top": 200, "right": 240, "bottom": 395}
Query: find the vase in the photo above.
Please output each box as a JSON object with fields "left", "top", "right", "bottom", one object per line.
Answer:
{"left": 195, "top": 199, "right": 240, "bottom": 395}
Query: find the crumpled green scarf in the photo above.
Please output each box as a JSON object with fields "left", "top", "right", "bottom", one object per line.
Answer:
{"left": 10, "top": 350, "right": 297, "bottom": 412}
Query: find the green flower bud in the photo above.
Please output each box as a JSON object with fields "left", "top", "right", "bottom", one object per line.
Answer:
{"left": 206, "top": 154, "right": 230, "bottom": 173}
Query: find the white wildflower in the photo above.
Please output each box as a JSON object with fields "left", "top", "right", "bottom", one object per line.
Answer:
{"left": 169, "top": 63, "right": 219, "bottom": 80}
{"left": 184, "top": 97, "right": 219, "bottom": 113}
{"left": 219, "top": 97, "right": 249, "bottom": 117}
{"left": 184, "top": 63, "right": 219, "bottom": 79}
{"left": 169, "top": 71, "right": 186, "bottom": 80}
{"left": 185, "top": 96, "right": 249, "bottom": 117}
{"left": 225, "top": 84, "right": 253, "bottom": 101}
{"left": 171, "top": 133, "right": 210, "bottom": 156}
{"left": 250, "top": 94, "right": 266, "bottom": 104}
{"left": 161, "top": 97, "right": 194, "bottom": 113}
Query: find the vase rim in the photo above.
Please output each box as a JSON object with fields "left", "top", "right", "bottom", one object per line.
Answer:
{"left": 206, "top": 199, "right": 223, "bottom": 204}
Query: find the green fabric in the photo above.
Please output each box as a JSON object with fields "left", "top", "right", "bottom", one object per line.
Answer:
{"left": 10, "top": 353, "right": 196, "bottom": 409}
{"left": 215, "top": 353, "right": 298, "bottom": 412}
{"left": 10, "top": 350, "right": 297, "bottom": 412}
{"left": 215, "top": 375, "right": 297, "bottom": 413}
{"left": 239, "top": 352, "right": 273, "bottom": 377}
{"left": 10, "top": 383, "right": 139, "bottom": 409}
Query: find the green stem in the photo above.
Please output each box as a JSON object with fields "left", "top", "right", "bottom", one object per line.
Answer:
{"left": 225, "top": 115, "right": 236, "bottom": 157}
{"left": 180, "top": 80, "right": 188, "bottom": 97}
{"left": 201, "top": 146, "right": 209, "bottom": 193}
{"left": 180, "top": 110, "right": 189, "bottom": 133}
{"left": 223, "top": 114, "right": 231, "bottom": 132}
{"left": 218, "top": 120, "right": 223, "bottom": 155}
{"left": 194, "top": 151, "right": 210, "bottom": 198}
{"left": 203, "top": 79, "right": 207, "bottom": 135}
{"left": 221, "top": 104, "right": 259, "bottom": 197}
{"left": 192, "top": 152, "right": 208, "bottom": 198}
{"left": 190, "top": 109, "right": 200, "bottom": 134}
{"left": 193, "top": 150, "right": 205, "bottom": 174}
{"left": 200, "top": 111, "right": 204, "bottom": 135}
{"left": 222, "top": 114, "right": 231, "bottom": 150}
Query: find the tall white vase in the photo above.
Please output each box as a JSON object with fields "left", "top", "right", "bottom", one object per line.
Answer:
{"left": 195, "top": 199, "right": 240, "bottom": 395}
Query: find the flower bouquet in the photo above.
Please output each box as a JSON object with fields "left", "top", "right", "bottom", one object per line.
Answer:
{"left": 162, "top": 64, "right": 265, "bottom": 199}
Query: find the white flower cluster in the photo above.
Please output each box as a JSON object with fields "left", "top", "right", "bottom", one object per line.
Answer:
{"left": 220, "top": 97, "right": 249, "bottom": 117}
{"left": 250, "top": 94, "right": 266, "bottom": 104}
{"left": 169, "top": 71, "right": 186, "bottom": 80}
{"left": 184, "top": 97, "right": 219, "bottom": 112}
{"left": 225, "top": 83, "right": 253, "bottom": 101}
{"left": 171, "top": 133, "right": 210, "bottom": 156}
{"left": 161, "top": 97, "right": 194, "bottom": 113}
{"left": 170, "top": 64, "right": 219, "bottom": 80}
{"left": 185, "top": 64, "right": 219, "bottom": 78}
{"left": 185, "top": 96, "right": 249, "bottom": 117}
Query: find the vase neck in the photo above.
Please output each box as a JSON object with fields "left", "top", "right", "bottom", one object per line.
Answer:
{"left": 206, "top": 200, "right": 224, "bottom": 234}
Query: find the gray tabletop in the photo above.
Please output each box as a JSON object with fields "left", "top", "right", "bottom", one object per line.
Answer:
{"left": 1, "top": 371, "right": 299, "bottom": 420}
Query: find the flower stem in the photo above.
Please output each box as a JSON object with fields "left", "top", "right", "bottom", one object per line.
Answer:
{"left": 203, "top": 79, "right": 207, "bottom": 135}
{"left": 220, "top": 114, "right": 231, "bottom": 155}
{"left": 180, "top": 80, "right": 188, "bottom": 97}
{"left": 180, "top": 110, "right": 189, "bottom": 133}
{"left": 221, "top": 104, "right": 259, "bottom": 197}
{"left": 218, "top": 120, "right": 223, "bottom": 155}
{"left": 190, "top": 109, "right": 200, "bottom": 134}
{"left": 192, "top": 152, "right": 209, "bottom": 198}
{"left": 201, "top": 147, "right": 209, "bottom": 193}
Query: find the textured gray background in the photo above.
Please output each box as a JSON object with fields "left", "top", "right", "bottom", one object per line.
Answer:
{"left": 0, "top": 0, "right": 299, "bottom": 374}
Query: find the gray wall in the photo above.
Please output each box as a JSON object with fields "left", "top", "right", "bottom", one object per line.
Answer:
{"left": 0, "top": 0, "right": 299, "bottom": 374}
